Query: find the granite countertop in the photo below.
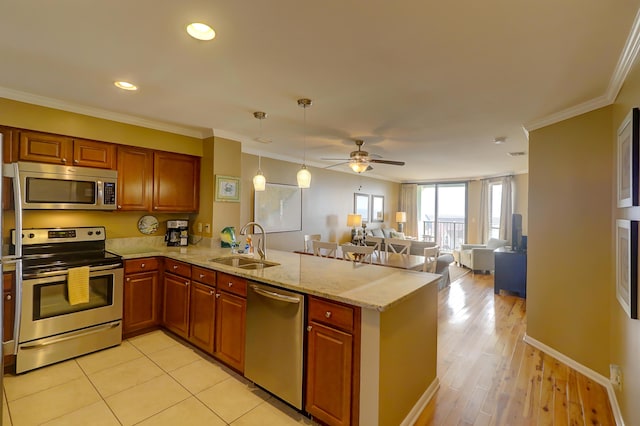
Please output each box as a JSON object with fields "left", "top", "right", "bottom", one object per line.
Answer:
{"left": 108, "top": 240, "right": 439, "bottom": 312}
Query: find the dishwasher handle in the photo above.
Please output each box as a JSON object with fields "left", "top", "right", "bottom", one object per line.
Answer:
{"left": 250, "top": 285, "right": 301, "bottom": 304}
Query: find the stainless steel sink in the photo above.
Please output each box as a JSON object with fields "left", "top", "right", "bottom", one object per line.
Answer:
{"left": 209, "top": 256, "right": 279, "bottom": 270}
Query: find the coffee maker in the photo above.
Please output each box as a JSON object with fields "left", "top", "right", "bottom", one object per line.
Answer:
{"left": 165, "top": 220, "right": 189, "bottom": 246}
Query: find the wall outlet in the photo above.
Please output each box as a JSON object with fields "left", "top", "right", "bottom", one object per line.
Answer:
{"left": 204, "top": 223, "right": 211, "bottom": 234}
{"left": 610, "top": 364, "right": 623, "bottom": 388}
{"left": 197, "top": 223, "right": 203, "bottom": 233}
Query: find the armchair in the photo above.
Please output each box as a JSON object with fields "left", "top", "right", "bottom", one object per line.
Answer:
{"left": 459, "top": 238, "right": 507, "bottom": 273}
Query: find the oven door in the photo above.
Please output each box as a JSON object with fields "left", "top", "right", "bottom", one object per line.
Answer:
{"left": 19, "top": 266, "right": 123, "bottom": 343}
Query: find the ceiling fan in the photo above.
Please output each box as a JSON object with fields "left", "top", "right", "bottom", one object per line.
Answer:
{"left": 322, "top": 140, "right": 405, "bottom": 173}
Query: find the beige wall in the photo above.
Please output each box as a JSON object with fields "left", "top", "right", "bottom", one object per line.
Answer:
{"left": 241, "top": 154, "right": 400, "bottom": 251}
{"left": 528, "top": 107, "right": 613, "bottom": 376}
{"left": 610, "top": 60, "right": 640, "bottom": 425}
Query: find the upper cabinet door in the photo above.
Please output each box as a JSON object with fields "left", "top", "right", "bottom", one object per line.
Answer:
{"left": 117, "top": 146, "right": 153, "bottom": 211}
{"left": 18, "top": 131, "right": 73, "bottom": 165}
{"left": 153, "top": 151, "right": 200, "bottom": 212}
{"left": 72, "top": 138, "right": 116, "bottom": 169}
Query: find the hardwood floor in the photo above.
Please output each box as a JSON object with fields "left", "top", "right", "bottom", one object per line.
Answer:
{"left": 414, "top": 271, "right": 615, "bottom": 426}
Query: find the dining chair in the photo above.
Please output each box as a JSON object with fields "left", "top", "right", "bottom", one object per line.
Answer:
{"left": 366, "top": 236, "right": 384, "bottom": 258}
{"left": 385, "top": 237, "right": 412, "bottom": 256}
{"left": 312, "top": 240, "right": 338, "bottom": 258}
{"left": 341, "top": 244, "right": 375, "bottom": 264}
{"left": 304, "top": 234, "right": 321, "bottom": 252}
{"left": 423, "top": 246, "right": 440, "bottom": 273}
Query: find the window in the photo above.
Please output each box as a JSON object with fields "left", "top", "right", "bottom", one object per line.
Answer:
{"left": 418, "top": 183, "right": 467, "bottom": 251}
{"left": 489, "top": 182, "right": 502, "bottom": 239}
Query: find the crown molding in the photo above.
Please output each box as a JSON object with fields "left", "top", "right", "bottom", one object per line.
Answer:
{"left": 525, "top": 7, "right": 640, "bottom": 132}
{"left": 0, "top": 86, "right": 209, "bottom": 139}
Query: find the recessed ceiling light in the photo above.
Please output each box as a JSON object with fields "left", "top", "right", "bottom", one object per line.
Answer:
{"left": 187, "top": 22, "right": 216, "bottom": 41}
{"left": 493, "top": 137, "right": 506, "bottom": 144}
{"left": 507, "top": 151, "right": 527, "bottom": 157}
{"left": 114, "top": 81, "right": 137, "bottom": 91}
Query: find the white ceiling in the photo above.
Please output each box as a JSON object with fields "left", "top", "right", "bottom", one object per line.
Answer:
{"left": 1, "top": 1, "right": 639, "bottom": 182}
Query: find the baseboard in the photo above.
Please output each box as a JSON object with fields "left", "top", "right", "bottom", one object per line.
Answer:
{"left": 523, "top": 334, "right": 625, "bottom": 426}
{"left": 400, "top": 377, "right": 440, "bottom": 426}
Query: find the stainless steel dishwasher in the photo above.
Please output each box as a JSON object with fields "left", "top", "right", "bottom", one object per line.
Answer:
{"left": 245, "top": 282, "right": 305, "bottom": 409}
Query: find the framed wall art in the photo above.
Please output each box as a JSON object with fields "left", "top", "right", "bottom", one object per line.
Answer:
{"left": 616, "top": 219, "right": 638, "bottom": 319}
{"left": 617, "top": 107, "right": 639, "bottom": 207}
{"left": 254, "top": 183, "right": 302, "bottom": 233}
{"left": 354, "top": 193, "right": 370, "bottom": 222}
{"left": 371, "top": 195, "right": 384, "bottom": 222}
{"left": 215, "top": 175, "right": 240, "bottom": 202}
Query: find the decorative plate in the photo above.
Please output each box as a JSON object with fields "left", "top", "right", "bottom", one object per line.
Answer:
{"left": 138, "top": 215, "right": 159, "bottom": 235}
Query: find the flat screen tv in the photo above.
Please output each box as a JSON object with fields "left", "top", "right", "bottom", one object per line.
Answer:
{"left": 512, "top": 213, "right": 523, "bottom": 251}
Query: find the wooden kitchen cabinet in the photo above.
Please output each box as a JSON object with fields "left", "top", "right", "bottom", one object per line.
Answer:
{"left": 4, "top": 271, "right": 15, "bottom": 370}
{"left": 1, "top": 126, "right": 16, "bottom": 210}
{"left": 18, "top": 130, "right": 115, "bottom": 169}
{"left": 306, "top": 296, "right": 361, "bottom": 426}
{"left": 117, "top": 148, "right": 199, "bottom": 213}
{"left": 123, "top": 258, "right": 161, "bottom": 337}
{"left": 214, "top": 272, "right": 246, "bottom": 372}
{"left": 153, "top": 151, "right": 200, "bottom": 212}
{"left": 189, "top": 266, "right": 216, "bottom": 353}
{"left": 116, "top": 146, "right": 153, "bottom": 211}
{"left": 162, "top": 259, "right": 191, "bottom": 338}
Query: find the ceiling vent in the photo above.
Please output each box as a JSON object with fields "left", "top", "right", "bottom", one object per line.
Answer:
{"left": 507, "top": 151, "right": 527, "bottom": 157}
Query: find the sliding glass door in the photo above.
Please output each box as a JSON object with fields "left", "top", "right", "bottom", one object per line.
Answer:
{"left": 418, "top": 183, "right": 467, "bottom": 251}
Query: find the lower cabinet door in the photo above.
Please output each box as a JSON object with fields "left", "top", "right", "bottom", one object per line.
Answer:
{"left": 306, "top": 321, "right": 353, "bottom": 426}
{"left": 163, "top": 273, "right": 190, "bottom": 338}
{"left": 189, "top": 282, "right": 216, "bottom": 353}
{"left": 214, "top": 291, "right": 246, "bottom": 372}
{"left": 123, "top": 271, "right": 159, "bottom": 335}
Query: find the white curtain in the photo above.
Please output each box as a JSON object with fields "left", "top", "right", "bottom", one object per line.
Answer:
{"left": 498, "top": 175, "right": 514, "bottom": 241}
{"left": 399, "top": 183, "right": 418, "bottom": 237}
{"left": 479, "top": 179, "right": 490, "bottom": 243}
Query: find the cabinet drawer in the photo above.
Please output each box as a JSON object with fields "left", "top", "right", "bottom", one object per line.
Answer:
{"left": 125, "top": 257, "right": 159, "bottom": 273}
{"left": 308, "top": 296, "right": 355, "bottom": 332}
{"left": 164, "top": 258, "right": 191, "bottom": 278}
{"left": 217, "top": 272, "right": 247, "bottom": 297}
{"left": 192, "top": 266, "right": 216, "bottom": 286}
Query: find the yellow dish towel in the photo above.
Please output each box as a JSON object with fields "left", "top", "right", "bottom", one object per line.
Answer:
{"left": 67, "top": 266, "right": 90, "bottom": 305}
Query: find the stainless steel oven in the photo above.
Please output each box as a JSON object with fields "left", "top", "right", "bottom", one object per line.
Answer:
{"left": 12, "top": 227, "right": 123, "bottom": 374}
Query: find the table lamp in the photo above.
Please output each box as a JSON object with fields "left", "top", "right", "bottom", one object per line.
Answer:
{"left": 347, "top": 214, "right": 362, "bottom": 242}
{"left": 396, "top": 212, "right": 407, "bottom": 233}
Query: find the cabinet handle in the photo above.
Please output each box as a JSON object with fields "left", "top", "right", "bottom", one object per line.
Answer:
{"left": 141, "top": 263, "right": 145, "bottom": 268}
{"left": 307, "top": 325, "right": 312, "bottom": 332}
{"left": 126, "top": 277, "right": 130, "bottom": 282}
{"left": 173, "top": 265, "right": 178, "bottom": 270}
{"left": 199, "top": 274, "right": 205, "bottom": 279}
{"left": 325, "top": 311, "right": 332, "bottom": 319}
{"left": 73, "top": 159, "right": 79, "bottom": 164}
{"left": 6, "top": 294, "right": 11, "bottom": 301}
{"left": 117, "top": 205, "right": 122, "bottom": 209}
{"left": 228, "top": 282, "right": 233, "bottom": 287}
{"left": 185, "top": 281, "right": 189, "bottom": 286}
{"left": 61, "top": 158, "right": 67, "bottom": 163}
{"left": 216, "top": 293, "right": 221, "bottom": 298}
{"left": 210, "top": 290, "right": 215, "bottom": 295}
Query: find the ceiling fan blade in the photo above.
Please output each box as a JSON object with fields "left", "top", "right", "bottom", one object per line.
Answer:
{"left": 321, "top": 157, "right": 351, "bottom": 161}
{"left": 324, "top": 161, "right": 350, "bottom": 169}
{"left": 370, "top": 159, "right": 405, "bottom": 166}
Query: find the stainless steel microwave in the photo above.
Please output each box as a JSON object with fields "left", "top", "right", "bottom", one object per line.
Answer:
{"left": 12, "top": 162, "right": 117, "bottom": 210}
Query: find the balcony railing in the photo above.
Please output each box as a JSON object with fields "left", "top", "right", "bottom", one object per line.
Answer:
{"left": 421, "top": 220, "right": 465, "bottom": 251}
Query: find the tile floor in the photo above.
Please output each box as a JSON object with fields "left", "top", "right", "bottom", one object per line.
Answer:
{"left": 1, "top": 330, "right": 317, "bottom": 425}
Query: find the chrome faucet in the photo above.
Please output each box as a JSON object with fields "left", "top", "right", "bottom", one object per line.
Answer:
{"left": 239, "top": 221, "right": 266, "bottom": 260}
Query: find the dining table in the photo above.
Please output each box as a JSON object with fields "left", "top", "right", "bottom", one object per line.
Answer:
{"left": 297, "top": 247, "right": 426, "bottom": 271}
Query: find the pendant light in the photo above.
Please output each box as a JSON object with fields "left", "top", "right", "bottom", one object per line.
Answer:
{"left": 297, "top": 98, "right": 312, "bottom": 188}
{"left": 252, "top": 111, "right": 267, "bottom": 191}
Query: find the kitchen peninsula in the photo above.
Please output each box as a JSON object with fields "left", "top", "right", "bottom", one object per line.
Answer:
{"left": 108, "top": 240, "right": 440, "bottom": 426}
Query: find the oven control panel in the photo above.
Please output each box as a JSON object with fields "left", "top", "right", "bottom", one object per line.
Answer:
{"left": 12, "top": 226, "right": 106, "bottom": 245}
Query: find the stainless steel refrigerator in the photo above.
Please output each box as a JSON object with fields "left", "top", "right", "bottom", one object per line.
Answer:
{"left": 0, "top": 134, "right": 24, "bottom": 426}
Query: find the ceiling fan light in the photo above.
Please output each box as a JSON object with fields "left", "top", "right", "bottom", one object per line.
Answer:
{"left": 297, "top": 165, "right": 311, "bottom": 188}
{"left": 349, "top": 160, "right": 369, "bottom": 173}
{"left": 253, "top": 171, "right": 266, "bottom": 191}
